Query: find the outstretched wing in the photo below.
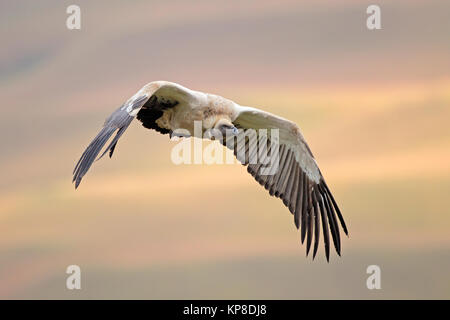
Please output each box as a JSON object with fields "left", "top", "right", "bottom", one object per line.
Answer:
{"left": 72, "top": 95, "right": 149, "bottom": 188}
{"left": 73, "top": 81, "right": 198, "bottom": 188}
{"left": 230, "top": 106, "right": 348, "bottom": 261}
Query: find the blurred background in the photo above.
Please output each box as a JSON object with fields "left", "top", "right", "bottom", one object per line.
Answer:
{"left": 0, "top": 0, "right": 449, "bottom": 299}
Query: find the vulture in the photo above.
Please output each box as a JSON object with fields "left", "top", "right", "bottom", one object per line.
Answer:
{"left": 73, "top": 81, "right": 348, "bottom": 261}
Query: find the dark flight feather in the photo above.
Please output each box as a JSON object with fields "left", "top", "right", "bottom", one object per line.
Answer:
{"left": 216, "top": 125, "right": 347, "bottom": 260}
{"left": 321, "top": 185, "right": 341, "bottom": 255}
{"left": 312, "top": 189, "right": 321, "bottom": 259}
{"left": 73, "top": 95, "right": 148, "bottom": 188}
{"left": 73, "top": 126, "right": 116, "bottom": 189}
{"left": 315, "top": 187, "right": 330, "bottom": 262}
{"left": 290, "top": 166, "right": 300, "bottom": 228}
{"left": 300, "top": 174, "right": 308, "bottom": 244}
{"left": 322, "top": 180, "right": 348, "bottom": 235}
{"left": 99, "top": 121, "right": 132, "bottom": 160}
{"left": 306, "top": 204, "right": 314, "bottom": 256}
{"left": 282, "top": 160, "right": 297, "bottom": 208}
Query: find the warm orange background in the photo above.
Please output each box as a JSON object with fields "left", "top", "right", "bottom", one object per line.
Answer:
{"left": 1, "top": 0, "right": 449, "bottom": 299}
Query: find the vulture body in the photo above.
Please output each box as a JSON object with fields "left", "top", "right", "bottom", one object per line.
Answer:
{"left": 73, "top": 81, "right": 348, "bottom": 261}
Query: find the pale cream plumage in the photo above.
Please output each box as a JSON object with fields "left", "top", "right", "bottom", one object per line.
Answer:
{"left": 73, "top": 81, "right": 348, "bottom": 261}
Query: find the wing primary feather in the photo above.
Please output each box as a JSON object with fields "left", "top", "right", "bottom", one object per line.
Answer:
{"left": 294, "top": 169, "right": 305, "bottom": 231}
{"left": 109, "top": 142, "right": 117, "bottom": 158}
{"left": 290, "top": 166, "right": 300, "bottom": 227}
{"left": 306, "top": 203, "right": 313, "bottom": 256}
{"left": 73, "top": 97, "right": 141, "bottom": 188}
{"left": 302, "top": 178, "right": 312, "bottom": 246}
{"left": 73, "top": 126, "right": 116, "bottom": 188}
{"left": 300, "top": 174, "right": 308, "bottom": 244}
{"left": 312, "top": 189, "right": 321, "bottom": 259}
{"left": 74, "top": 127, "right": 115, "bottom": 179}
{"left": 317, "top": 184, "right": 338, "bottom": 254}
{"left": 321, "top": 185, "right": 341, "bottom": 255}
{"left": 306, "top": 185, "right": 314, "bottom": 256}
{"left": 315, "top": 187, "right": 330, "bottom": 262}
{"left": 322, "top": 181, "right": 348, "bottom": 235}
{"left": 73, "top": 144, "right": 90, "bottom": 174}
{"left": 98, "top": 121, "right": 132, "bottom": 160}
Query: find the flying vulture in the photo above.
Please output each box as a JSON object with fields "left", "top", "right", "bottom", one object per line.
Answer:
{"left": 73, "top": 81, "right": 348, "bottom": 260}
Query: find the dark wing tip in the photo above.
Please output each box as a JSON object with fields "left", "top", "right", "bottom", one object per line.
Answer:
{"left": 74, "top": 177, "right": 81, "bottom": 189}
{"left": 221, "top": 133, "right": 347, "bottom": 261}
{"left": 72, "top": 97, "right": 143, "bottom": 189}
{"left": 322, "top": 180, "right": 348, "bottom": 236}
{"left": 72, "top": 126, "right": 116, "bottom": 189}
{"left": 109, "top": 142, "right": 117, "bottom": 158}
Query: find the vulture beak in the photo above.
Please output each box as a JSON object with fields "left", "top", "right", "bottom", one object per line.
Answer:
{"left": 230, "top": 126, "right": 239, "bottom": 135}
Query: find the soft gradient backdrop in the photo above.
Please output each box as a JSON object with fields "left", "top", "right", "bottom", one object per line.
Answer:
{"left": 1, "top": 0, "right": 449, "bottom": 299}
